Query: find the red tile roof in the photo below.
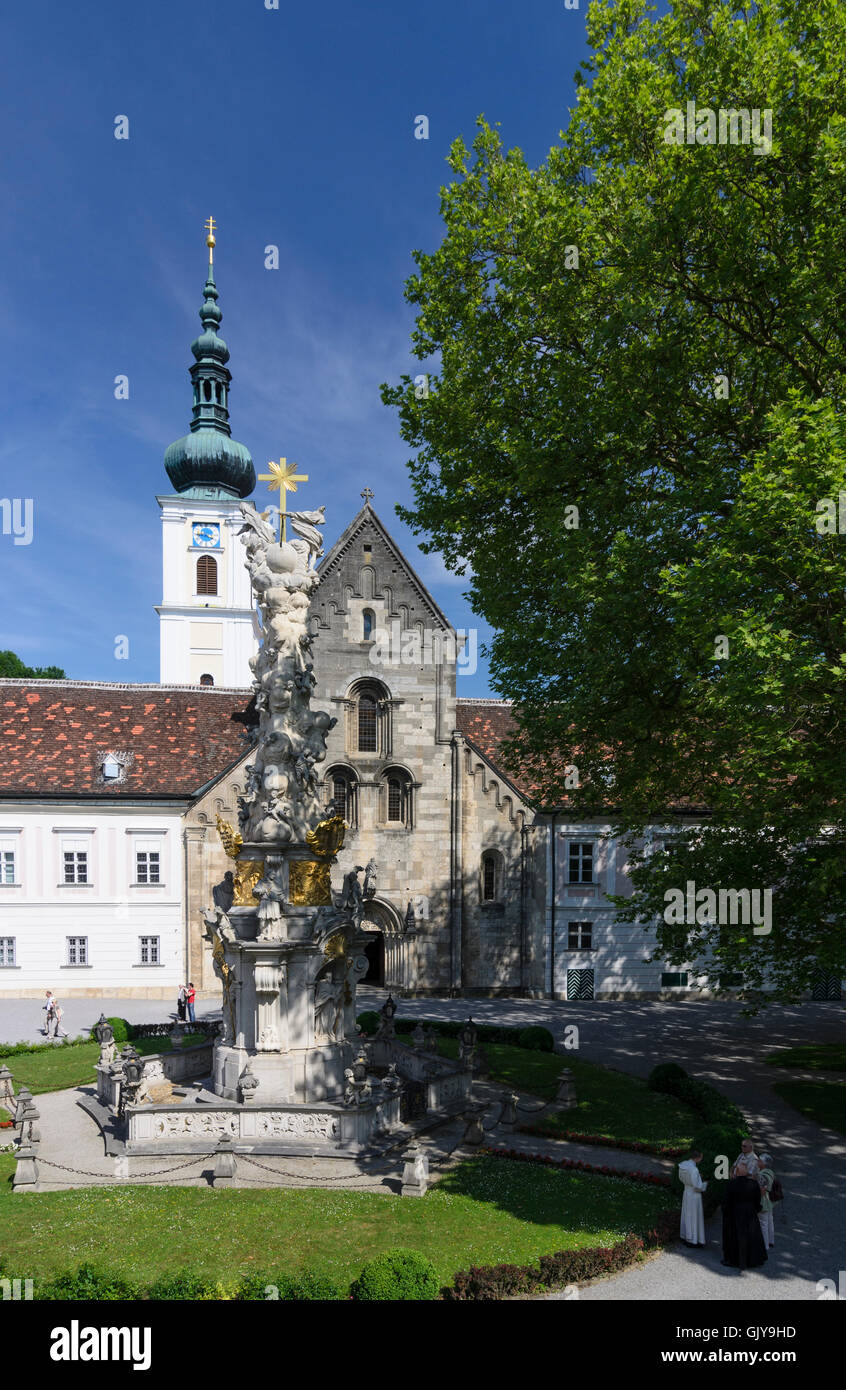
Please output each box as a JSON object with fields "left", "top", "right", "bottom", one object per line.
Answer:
{"left": 0, "top": 682, "right": 253, "bottom": 797}
{"left": 455, "top": 699, "right": 542, "bottom": 802}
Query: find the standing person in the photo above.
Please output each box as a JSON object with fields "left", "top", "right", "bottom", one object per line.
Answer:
{"left": 731, "top": 1138, "right": 760, "bottom": 1177}
{"left": 42, "top": 990, "right": 56, "bottom": 1037}
{"left": 678, "top": 1149, "right": 708, "bottom": 1247}
{"left": 757, "top": 1153, "right": 776, "bottom": 1249}
{"left": 51, "top": 995, "right": 68, "bottom": 1038}
{"left": 186, "top": 982, "right": 196, "bottom": 1025}
{"left": 721, "top": 1160, "right": 768, "bottom": 1270}
{"left": 176, "top": 984, "right": 187, "bottom": 1022}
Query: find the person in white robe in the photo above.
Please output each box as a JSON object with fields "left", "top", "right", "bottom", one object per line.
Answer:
{"left": 678, "top": 1150, "right": 708, "bottom": 1246}
{"left": 732, "top": 1138, "right": 760, "bottom": 1176}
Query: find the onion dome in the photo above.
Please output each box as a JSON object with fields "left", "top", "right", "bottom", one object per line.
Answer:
{"left": 164, "top": 223, "right": 255, "bottom": 499}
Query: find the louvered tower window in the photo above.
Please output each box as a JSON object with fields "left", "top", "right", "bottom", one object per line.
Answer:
{"left": 197, "top": 555, "right": 218, "bottom": 596}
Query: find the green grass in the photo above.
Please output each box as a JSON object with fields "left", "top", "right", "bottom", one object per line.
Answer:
{"left": 772, "top": 1080, "right": 846, "bottom": 1137}
{"left": 436, "top": 1040, "right": 696, "bottom": 1148}
{"left": 0, "top": 1153, "right": 671, "bottom": 1290}
{"left": 3, "top": 1034, "right": 206, "bottom": 1095}
{"left": 766, "top": 1044, "right": 846, "bottom": 1072}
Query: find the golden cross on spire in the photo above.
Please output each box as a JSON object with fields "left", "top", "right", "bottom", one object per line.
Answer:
{"left": 259, "top": 458, "right": 309, "bottom": 541}
{"left": 204, "top": 215, "right": 217, "bottom": 265}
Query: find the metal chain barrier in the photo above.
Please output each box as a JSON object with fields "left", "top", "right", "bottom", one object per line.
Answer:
{"left": 35, "top": 1155, "right": 210, "bottom": 1180}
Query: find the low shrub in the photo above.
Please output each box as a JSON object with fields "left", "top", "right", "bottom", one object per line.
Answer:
{"left": 355, "top": 1011, "right": 381, "bottom": 1036}
{"left": 146, "top": 1270, "right": 222, "bottom": 1300}
{"left": 36, "top": 1263, "right": 141, "bottom": 1301}
{"left": 351, "top": 1249, "right": 440, "bottom": 1301}
{"left": 235, "top": 1270, "right": 348, "bottom": 1301}
{"left": 106, "top": 1017, "right": 132, "bottom": 1045}
{"left": 517, "top": 1026, "right": 555, "bottom": 1053}
{"left": 647, "top": 1062, "right": 689, "bottom": 1094}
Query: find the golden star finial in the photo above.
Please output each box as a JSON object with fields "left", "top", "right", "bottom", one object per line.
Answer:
{"left": 258, "top": 458, "right": 309, "bottom": 541}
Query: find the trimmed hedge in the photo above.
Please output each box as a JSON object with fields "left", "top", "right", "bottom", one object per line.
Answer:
{"left": 106, "top": 1017, "right": 132, "bottom": 1045}
{"left": 355, "top": 1014, "right": 555, "bottom": 1054}
{"left": 517, "top": 1125, "right": 687, "bottom": 1158}
{"left": 647, "top": 1062, "right": 748, "bottom": 1210}
{"left": 444, "top": 1213, "right": 678, "bottom": 1300}
{"left": 0, "top": 1037, "right": 89, "bottom": 1058}
{"left": 351, "top": 1249, "right": 440, "bottom": 1301}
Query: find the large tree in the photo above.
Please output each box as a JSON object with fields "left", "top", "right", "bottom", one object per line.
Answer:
{"left": 0, "top": 651, "right": 65, "bottom": 680}
{"left": 383, "top": 0, "right": 846, "bottom": 1001}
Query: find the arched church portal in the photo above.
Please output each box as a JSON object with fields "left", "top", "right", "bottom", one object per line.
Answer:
{"left": 360, "top": 898, "right": 411, "bottom": 993}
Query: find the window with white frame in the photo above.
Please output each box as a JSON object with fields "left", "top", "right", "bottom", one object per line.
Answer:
{"left": 0, "top": 937, "right": 16, "bottom": 967}
{"left": 135, "top": 845, "right": 162, "bottom": 885}
{"left": 62, "top": 841, "right": 89, "bottom": 884}
{"left": 0, "top": 846, "right": 16, "bottom": 884}
{"left": 568, "top": 841, "right": 594, "bottom": 884}
{"left": 66, "top": 936, "right": 88, "bottom": 965}
{"left": 567, "top": 921, "right": 593, "bottom": 950}
{"left": 139, "top": 935, "right": 160, "bottom": 965}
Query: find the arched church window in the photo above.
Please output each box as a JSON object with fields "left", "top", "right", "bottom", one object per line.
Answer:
{"left": 203, "top": 380, "right": 212, "bottom": 401}
{"left": 199, "top": 673, "right": 214, "bottom": 686}
{"left": 481, "top": 849, "right": 502, "bottom": 902}
{"left": 215, "top": 382, "right": 222, "bottom": 403}
{"left": 379, "top": 767, "right": 412, "bottom": 828}
{"left": 197, "top": 555, "right": 218, "bottom": 596}
{"left": 327, "top": 767, "right": 358, "bottom": 828}
{"left": 363, "top": 608, "right": 375, "bottom": 641}
{"left": 347, "top": 679, "right": 391, "bottom": 759}
{"left": 358, "top": 693, "right": 378, "bottom": 752}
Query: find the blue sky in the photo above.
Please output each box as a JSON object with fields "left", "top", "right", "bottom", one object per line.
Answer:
{"left": 0, "top": 0, "right": 590, "bottom": 694}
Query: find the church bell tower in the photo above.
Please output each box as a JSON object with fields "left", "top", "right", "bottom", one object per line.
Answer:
{"left": 155, "top": 219, "right": 258, "bottom": 688}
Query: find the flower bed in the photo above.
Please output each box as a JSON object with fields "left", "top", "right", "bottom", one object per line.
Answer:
{"left": 482, "top": 1145, "right": 672, "bottom": 1188}
{"left": 516, "top": 1125, "right": 687, "bottom": 1157}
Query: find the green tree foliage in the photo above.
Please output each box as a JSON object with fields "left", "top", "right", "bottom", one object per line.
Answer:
{"left": 383, "top": 0, "right": 846, "bottom": 1001}
{"left": 0, "top": 650, "right": 64, "bottom": 679}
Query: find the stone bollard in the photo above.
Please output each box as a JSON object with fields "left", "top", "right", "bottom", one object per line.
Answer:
{"left": 13, "top": 1087, "right": 32, "bottom": 1127}
{"left": 0, "top": 1063, "right": 15, "bottom": 1117}
{"left": 212, "top": 1134, "right": 238, "bottom": 1188}
{"left": 463, "top": 1104, "right": 485, "bottom": 1147}
{"left": 21, "top": 1102, "right": 41, "bottom": 1146}
{"left": 411, "top": 1022, "right": 425, "bottom": 1050}
{"left": 12, "top": 1142, "right": 39, "bottom": 1192}
{"left": 555, "top": 1068, "right": 577, "bottom": 1109}
{"left": 499, "top": 1093, "right": 519, "bottom": 1132}
{"left": 400, "top": 1140, "right": 429, "bottom": 1197}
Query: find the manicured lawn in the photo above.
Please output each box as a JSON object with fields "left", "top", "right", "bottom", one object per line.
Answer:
{"left": 0, "top": 1153, "right": 671, "bottom": 1290}
{"left": 436, "top": 1039, "right": 696, "bottom": 1148}
{"left": 766, "top": 1044, "right": 846, "bottom": 1072}
{"left": 3, "top": 1035, "right": 205, "bottom": 1095}
{"left": 772, "top": 1080, "right": 846, "bottom": 1138}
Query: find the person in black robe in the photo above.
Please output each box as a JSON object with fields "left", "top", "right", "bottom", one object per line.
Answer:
{"left": 721, "top": 1161, "right": 768, "bottom": 1269}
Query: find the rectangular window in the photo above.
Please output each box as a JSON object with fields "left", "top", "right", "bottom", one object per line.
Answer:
{"left": 139, "top": 936, "right": 160, "bottom": 965}
{"left": 63, "top": 851, "right": 88, "bottom": 884}
{"left": 661, "top": 971, "right": 688, "bottom": 988}
{"left": 387, "top": 779, "right": 403, "bottom": 822}
{"left": 136, "top": 850, "right": 161, "bottom": 884}
{"left": 0, "top": 937, "right": 15, "bottom": 967}
{"left": 568, "top": 841, "right": 594, "bottom": 883}
{"left": 567, "top": 921, "right": 593, "bottom": 950}
{"left": 1, "top": 850, "right": 15, "bottom": 884}
{"left": 66, "top": 936, "right": 88, "bottom": 966}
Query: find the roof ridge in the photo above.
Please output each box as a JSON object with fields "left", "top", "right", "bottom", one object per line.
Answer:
{"left": 0, "top": 679, "right": 251, "bottom": 694}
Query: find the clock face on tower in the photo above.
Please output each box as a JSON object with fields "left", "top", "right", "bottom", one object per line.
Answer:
{"left": 192, "top": 522, "right": 220, "bottom": 549}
